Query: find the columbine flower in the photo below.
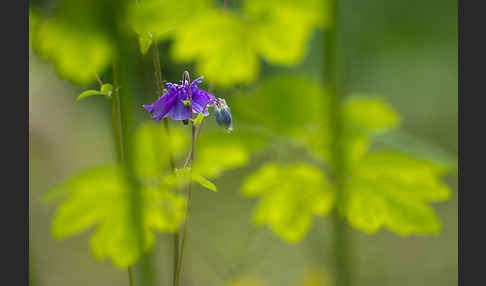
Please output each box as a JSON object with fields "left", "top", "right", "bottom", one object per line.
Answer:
{"left": 143, "top": 76, "right": 215, "bottom": 121}
{"left": 213, "top": 98, "right": 233, "bottom": 132}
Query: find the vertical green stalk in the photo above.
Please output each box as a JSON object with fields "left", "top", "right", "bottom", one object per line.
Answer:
{"left": 112, "top": 59, "right": 141, "bottom": 286}
{"left": 128, "top": 267, "right": 135, "bottom": 286}
{"left": 324, "top": 1, "right": 352, "bottom": 286}
{"left": 112, "top": 59, "right": 134, "bottom": 286}
{"left": 111, "top": 61, "right": 124, "bottom": 163}
{"left": 110, "top": 9, "right": 148, "bottom": 286}
{"left": 151, "top": 42, "right": 178, "bottom": 286}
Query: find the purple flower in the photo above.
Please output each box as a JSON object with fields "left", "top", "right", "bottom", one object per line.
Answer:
{"left": 143, "top": 76, "right": 216, "bottom": 121}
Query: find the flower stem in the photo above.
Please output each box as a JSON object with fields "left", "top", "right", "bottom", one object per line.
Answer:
{"left": 111, "top": 61, "right": 124, "bottom": 163}
{"left": 174, "top": 72, "right": 195, "bottom": 286}
{"left": 95, "top": 72, "right": 103, "bottom": 87}
{"left": 128, "top": 267, "right": 135, "bottom": 286}
{"left": 174, "top": 124, "right": 194, "bottom": 286}
{"left": 324, "top": 1, "right": 352, "bottom": 286}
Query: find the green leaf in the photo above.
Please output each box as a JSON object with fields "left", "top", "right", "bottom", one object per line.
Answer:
{"left": 373, "top": 129, "right": 457, "bottom": 171}
{"left": 131, "top": 0, "right": 326, "bottom": 86}
{"left": 100, "top": 83, "right": 113, "bottom": 96}
{"left": 245, "top": 0, "right": 329, "bottom": 65}
{"left": 171, "top": 11, "right": 259, "bottom": 87}
{"left": 341, "top": 151, "right": 451, "bottom": 235}
{"left": 298, "top": 95, "right": 400, "bottom": 167}
{"left": 77, "top": 90, "right": 103, "bottom": 101}
{"left": 241, "top": 163, "right": 333, "bottom": 243}
{"left": 343, "top": 96, "right": 400, "bottom": 136}
{"left": 173, "top": 168, "right": 217, "bottom": 192}
{"left": 193, "top": 129, "right": 268, "bottom": 179}
{"left": 129, "top": 0, "right": 212, "bottom": 41}
{"left": 134, "top": 121, "right": 188, "bottom": 180}
{"left": 138, "top": 32, "right": 153, "bottom": 55}
{"left": 231, "top": 74, "right": 327, "bottom": 135}
{"left": 193, "top": 113, "right": 205, "bottom": 125}
{"left": 45, "top": 165, "right": 186, "bottom": 268}
{"left": 30, "top": 18, "right": 113, "bottom": 86}
{"left": 76, "top": 84, "right": 113, "bottom": 101}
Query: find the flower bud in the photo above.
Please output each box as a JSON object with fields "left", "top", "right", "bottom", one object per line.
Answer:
{"left": 214, "top": 98, "right": 233, "bottom": 132}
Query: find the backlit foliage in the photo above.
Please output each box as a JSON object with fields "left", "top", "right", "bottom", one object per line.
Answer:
{"left": 235, "top": 75, "right": 452, "bottom": 242}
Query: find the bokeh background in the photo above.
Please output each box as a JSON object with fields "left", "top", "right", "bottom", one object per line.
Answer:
{"left": 29, "top": 0, "right": 457, "bottom": 285}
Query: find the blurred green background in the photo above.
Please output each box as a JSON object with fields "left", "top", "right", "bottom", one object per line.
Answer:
{"left": 29, "top": 0, "right": 457, "bottom": 285}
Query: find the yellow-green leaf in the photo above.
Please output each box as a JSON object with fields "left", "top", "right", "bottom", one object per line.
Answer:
{"left": 194, "top": 129, "right": 266, "bottom": 179}
{"left": 129, "top": 0, "right": 212, "bottom": 41}
{"left": 241, "top": 163, "right": 333, "bottom": 243}
{"left": 245, "top": 0, "right": 328, "bottom": 64}
{"left": 100, "top": 83, "right": 113, "bottom": 96}
{"left": 231, "top": 74, "right": 327, "bottom": 135}
{"left": 132, "top": 1, "right": 326, "bottom": 86}
{"left": 77, "top": 90, "right": 103, "bottom": 101}
{"left": 171, "top": 11, "right": 259, "bottom": 87}
{"left": 30, "top": 18, "right": 113, "bottom": 86}
{"left": 341, "top": 151, "right": 451, "bottom": 235}
{"left": 45, "top": 165, "right": 186, "bottom": 268}
{"left": 343, "top": 96, "right": 400, "bottom": 136}
{"left": 173, "top": 168, "right": 217, "bottom": 192}
{"left": 299, "top": 95, "right": 400, "bottom": 167}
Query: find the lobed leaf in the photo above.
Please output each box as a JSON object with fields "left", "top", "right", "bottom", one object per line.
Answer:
{"left": 133, "top": 0, "right": 328, "bottom": 86}
{"left": 193, "top": 129, "right": 269, "bottom": 179}
{"left": 171, "top": 11, "right": 259, "bottom": 87}
{"left": 299, "top": 95, "right": 401, "bottom": 167}
{"left": 45, "top": 165, "right": 186, "bottom": 268}
{"left": 245, "top": 0, "right": 328, "bottom": 65}
{"left": 341, "top": 151, "right": 451, "bottom": 235}
{"left": 231, "top": 74, "right": 327, "bottom": 136}
{"left": 343, "top": 96, "right": 400, "bottom": 136}
{"left": 30, "top": 18, "right": 113, "bottom": 86}
{"left": 129, "top": 0, "right": 212, "bottom": 42}
{"left": 241, "top": 163, "right": 333, "bottom": 243}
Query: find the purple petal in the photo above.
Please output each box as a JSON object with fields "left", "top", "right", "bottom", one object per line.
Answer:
{"left": 169, "top": 90, "right": 191, "bottom": 120}
{"left": 192, "top": 87, "right": 215, "bottom": 116}
{"left": 191, "top": 76, "right": 204, "bottom": 88}
{"left": 142, "top": 88, "right": 177, "bottom": 122}
{"left": 169, "top": 100, "right": 191, "bottom": 120}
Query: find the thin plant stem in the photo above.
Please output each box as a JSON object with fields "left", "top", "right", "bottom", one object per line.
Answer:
{"left": 174, "top": 71, "right": 196, "bottom": 286}
{"left": 128, "top": 267, "right": 135, "bottom": 286}
{"left": 112, "top": 61, "right": 137, "bottom": 286}
{"left": 111, "top": 61, "right": 125, "bottom": 163}
{"left": 152, "top": 42, "right": 164, "bottom": 95}
{"left": 95, "top": 72, "right": 103, "bottom": 87}
{"left": 324, "top": 1, "right": 352, "bottom": 286}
